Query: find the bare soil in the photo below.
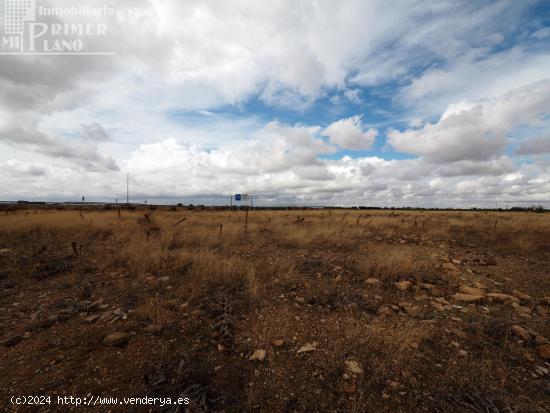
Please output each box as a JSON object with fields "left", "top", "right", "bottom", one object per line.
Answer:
{"left": 0, "top": 207, "right": 549, "bottom": 412}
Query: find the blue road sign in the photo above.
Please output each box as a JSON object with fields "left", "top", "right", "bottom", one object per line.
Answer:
{"left": 235, "top": 194, "right": 241, "bottom": 201}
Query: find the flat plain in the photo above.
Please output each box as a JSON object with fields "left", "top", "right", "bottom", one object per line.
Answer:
{"left": 0, "top": 207, "right": 549, "bottom": 412}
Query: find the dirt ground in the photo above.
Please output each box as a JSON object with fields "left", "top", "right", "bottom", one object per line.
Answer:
{"left": 0, "top": 207, "right": 549, "bottom": 412}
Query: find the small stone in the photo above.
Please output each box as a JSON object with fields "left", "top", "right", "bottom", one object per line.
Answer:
{"left": 486, "top": 293, "right": 518, "bottom": 304}
{"left": 191, "top": 309, "right": 202, "bottom": 318}
{"left": 2, "top": 335, "right": 23, "bottom": 347}
{"left": 431, "top": 302, "right": 447, "bottom": 312}
{"left": 249, "top": 349, "right": 266, "bottom": 362}
{"left": 458, "top": 349, "right": 468, "bottom": 357}
{"left": 102, "top": 332, "right": 129, "bottom": 347}
{"left": 144, "top": 324, "right": 163, "bottom": 336}
{"left": 83, "top": 314, "right": 100, "bottom": 324}
{"left": 158, "top": 276, "right": 170, "bottom": 283}
{"left": 451, "top": 259, "right": 462, "bottom": 265}
{"left": 297, "top": 342, "right": 316, "bottom": 353}
{"left": 453, "top": 293, "right": 483, "bottom": 303}
{"left": 366, "top": 278, "right": 380, "bottom": 285}
{"left": 217, "top": 344, "right": 225, "bottom": 352}
{"left": 294, "top": 296, "right": 305, "bottom": 304}
{"left": 344, "top": 360, "right": 364, "bottom": 375}
{"left": 0, "top": 248, "right": 10, "bottom": 255}
{"left": 511, "top": 302, "right": 531, "bottom": 316}
{"left": 512, "top": 290, "right": 532, "bottom": 301}
{"left": 537, "top": 344, "right": 550, "bottom": 359}
{"left": 443, "top": 263, "right": 459, "bottom": 272}
{"left": 395, "top": 280, "right": 412, "bottom": 292}
{"left": 272, "top": 339, "right": 284, "bottom": 347}
{"left": 511, "top": 325, "right": 530, "bottom": 341}
{"left": 459, "top": 285, "right": 486, "bottom": 296}
{"left": 335, "top": 275, "right": 343, "bottom": 283}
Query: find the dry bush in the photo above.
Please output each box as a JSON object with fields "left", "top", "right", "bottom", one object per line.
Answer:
{"left": 188, "top": 250, "right": 259, "bottom": 303}
{"left": 134, "top": 296, "right": 174, "bottom": 327}
{"left": 362, "top": 319, "right": 433, "bottom": 365}
{"left": 358, "top": 244, "right": 415, "bottom": 284}
{"left": 513, "top": 235, "right": 536, "bottom": 254}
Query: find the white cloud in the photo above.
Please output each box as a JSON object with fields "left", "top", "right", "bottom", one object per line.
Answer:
{"left": 0, "top": 0, "right": 549, "bottom": 207}
{"left": 398, "top": 48, "right": 550, "bottom": 117}
{"left": 322, "top": 115, "right": 378, "bottom": 150}
{"left": 388, "top": 80, "right": 550, "bottom": 163}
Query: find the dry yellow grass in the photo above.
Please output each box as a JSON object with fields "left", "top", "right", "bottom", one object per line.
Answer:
{"left": 0, "top": 206, "right": 549, "bottom": 412}
{"left": 359, "top": 244, "right": 415, "bottom": 284}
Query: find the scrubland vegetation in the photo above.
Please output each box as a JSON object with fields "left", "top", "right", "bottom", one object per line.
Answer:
{"left": 0, "top": 207, "right": 549, "bottom": 412}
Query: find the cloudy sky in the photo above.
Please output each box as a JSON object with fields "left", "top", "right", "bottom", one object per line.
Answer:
{"left": 1, "top": 0, "right": 549, "bottom": 207}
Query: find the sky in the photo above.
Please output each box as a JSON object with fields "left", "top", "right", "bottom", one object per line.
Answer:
{"left": 0, "top": 0, "right": 549, "bottom": 207}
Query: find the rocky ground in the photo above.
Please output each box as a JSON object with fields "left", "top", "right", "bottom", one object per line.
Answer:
{"left": 0, "top": 208, "right": 549, "bottom": 412}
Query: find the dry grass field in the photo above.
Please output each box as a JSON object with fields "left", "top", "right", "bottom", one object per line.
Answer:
{"left": 0, "top": 207, "right": 549, "bottom": 412}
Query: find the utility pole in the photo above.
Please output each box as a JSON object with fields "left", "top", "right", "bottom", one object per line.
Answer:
{"left": 126, "top": 173, "right": 129, "bottom": 205}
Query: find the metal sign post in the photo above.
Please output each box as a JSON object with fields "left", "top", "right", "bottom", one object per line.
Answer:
{"left": 235, "top": 194, "right": 255, "bottom": 237}
{"left": 235, "top": 194, "right": 253, "bottom": 208}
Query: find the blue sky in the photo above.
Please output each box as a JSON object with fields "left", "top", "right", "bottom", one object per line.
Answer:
{"left": 0, "top": 0, "right": 549, "bottom": 207}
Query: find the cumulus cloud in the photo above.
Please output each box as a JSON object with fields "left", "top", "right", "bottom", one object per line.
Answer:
{"left": 0, "top": 109, "right": 118, "bottom": 172}
{"left": 388, "top": 81, "right": 550, "bottom": 163}
{"left": 322, "top": 116, "right": 378, "bottom": 150}
{"left": 1, "top": 159, "right": 47, "bottom": 177}
{"left": 437, "top": 157, "right": 515, "bottom": 177}
{"left": 387, "top": 104, "right": 508, "bottom": 163}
